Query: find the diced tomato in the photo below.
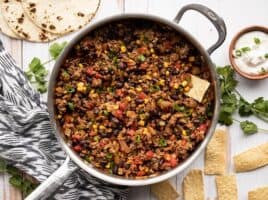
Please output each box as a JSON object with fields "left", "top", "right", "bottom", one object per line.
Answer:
{"left": 72, "top": 134, "right": 82, "bottom": 141}
{"left": 137, "top": 47, "right": 147, "bottom": 54}
{"left": 170, "top": 158, "right": 178, "bottom": 167}
{"left": 95, "top": 73, "right": 103, "bottom": 79}
{"left": 89, "top": 131, "right": 97, "bottom": 136}
{"left": 140, "top": 63, "right": 148, "bottom": 69}
{"left": 181, "top": 139, "right": 187, "bottom": 146}
{"left": 175, "top": 63, "right": 181, "bottom": 69}
{"left": 119, "top": 102, "right": 127, "bottom": 111}
{"left": 127, "top": 129, "right": 135, "bottom": 136}
{"left": 99, "top": 140, "right": 106, "bottom": 147}
{"left": 133, "top": 156, "right": 142, "bottom": 165}
{"left": 86, "top": 67, "right": 94, "bottom": 75}
{"left": 198, "top": 123, "right": 207, "bottom": 132}
{"left": 136, "top": 171, "right": 146, "bottom": 176}
{"left": 116, "top": 89, "right": 124, "bottom": 97}
{"left": 138, "top": 92, "right": 147, "bottom": 99}
{"left": 146, "top": 150, "right": 154, "bottom": 159}
{"left": 73, "top": 145, "right": 82, "bottom": 152}
{"left": 112, "top": 110, "right": 123, "bottom": 119}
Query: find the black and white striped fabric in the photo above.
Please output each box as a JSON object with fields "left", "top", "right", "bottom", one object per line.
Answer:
{"left": 0, "top": 40, "right": 128, "bottom": 200}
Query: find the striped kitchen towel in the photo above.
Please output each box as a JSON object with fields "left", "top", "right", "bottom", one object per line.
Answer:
{"left": 0, "top": 40, "right": 128, "bottom": 200}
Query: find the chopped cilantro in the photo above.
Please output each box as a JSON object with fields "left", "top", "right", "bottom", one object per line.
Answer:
{"left": 254, "top": 37, "right": 261, "bottom": 45}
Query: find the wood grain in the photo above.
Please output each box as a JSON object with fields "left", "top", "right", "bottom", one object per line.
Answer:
{"left": 1, "top": 0, "right": 268, "bottom": 200}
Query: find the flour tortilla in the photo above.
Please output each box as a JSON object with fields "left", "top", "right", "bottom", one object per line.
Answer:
{"left": 183, "top": 169, "right": 205, "bottom": 200}
{"left": 234, "top": 142, "right": 268, "bottom": 172}
{"left": 248, "top": 186, "right": 268, "bottom": 200}
{"left": 151, "top": 180, "right": 179, "bottom": 200}
{"left": 205, "top": 128, "right": 228, "bottom": 175}
{"left": 185, "top": 75, "right": 210, "bottom": 103}
{"left": 0, "top": 10, "right": 20, "bottom": 39}
{"left": 1, "top": 0, "right": 58, "bottom": 42}
{"left": 215, "top": 175, "right": 238, "bottom": 200}
{"left": 22, "top": 0, "right": 100, "bottom": 34}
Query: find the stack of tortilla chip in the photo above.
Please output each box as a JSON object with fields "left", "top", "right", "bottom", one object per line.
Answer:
{"left": 0, "top": 0, "right": 100, "bottom": 42}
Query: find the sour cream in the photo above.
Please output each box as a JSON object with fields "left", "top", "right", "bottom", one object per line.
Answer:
{"left": 233, "top": 31, "right": 268, "bottom": 75}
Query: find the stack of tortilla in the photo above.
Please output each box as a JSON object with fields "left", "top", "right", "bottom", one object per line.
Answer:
{"left": 0, "top": 0, "right": 100, "bottom": 42}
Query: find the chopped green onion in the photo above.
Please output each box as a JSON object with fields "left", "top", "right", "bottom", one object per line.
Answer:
{"left": 106, "top": 153, "right": 113, "bottom": 159}
{"left": 254, "top": 37, "right": 261, "bottom": 45}
{"left": 150, "top": 85, "right": 160, "bottom": 92}
{"left": 66, "top": 86, "right": 75, "bottom": 93}
{"left": 173, "top": 104, "right": 185, "bottom": 112}
{"left": 159, "top": 138, "right": 167, "bottom": 147}
{"left": 67, "top": 102, "right": 74, "bottom": 111}
{"left": 241, "top": 47, "right": 251, "bottom": 53}
{"left": 138, "top": 55, "right": 146, "bottom": 62}
{"left": 261, "top": 67, "right": 266, "bottom": 74}
{"left": 135, "top": 135, "right": 141, "bottom": 143}
{"left": 265, "top": 53, "right": 268, "bottom": 59}
{"left": 93, "top": 136, "right": 99, "bottom": 142}
{"left": 103, "top": 110, "right": 109, "bottom": 116}
{"left": 235, "top": 50, "right": 242, "bottom": 57}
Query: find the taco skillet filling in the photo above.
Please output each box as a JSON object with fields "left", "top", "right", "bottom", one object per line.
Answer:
{"left": 54, "top": 20, "right": 215, "bottom": 177}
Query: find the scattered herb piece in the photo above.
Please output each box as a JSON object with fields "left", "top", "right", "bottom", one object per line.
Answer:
{"left": 25, "top": 42, "right": 67, "bottom": 93}
{"left": 217, "top": 65, "right": 268, "bottom": 135}
{"left": 49, "top": 41, "right": 68, "bottom": 60}
{"left": 67, "top": 102, "right": 74, "bottom": 111}
{"left": 254, "top": 37, "right": 261, "bottom": 45}
{"left": 240, "top": 120, "right": 258, "bottom": 135}
{"left": 265, "top": 53, "right": 268, "bottom": 59}
{"left": 135, "top": 135, "right": 141, "bottom": 143}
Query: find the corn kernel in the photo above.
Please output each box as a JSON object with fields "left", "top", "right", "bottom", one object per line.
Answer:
{"left": 99, "top": 125, "right": 105, "bottom": 130}
{"left": 77, "top": 82, "right": 86, "bottom": 92}
{"left": 173, "top": 83, "right": 179, "bottom": 89}
{"left": 182, "top": 129, "right": 187, "bottom": 136}
{"left": 138, "top": 120, "right": 145, "bottom": 126}
{"left": 90, "top": 89, "right": 95, "bottom": 94}
{"left": 166, "top": 71, "right": 170, "bottom": 76}
{"left": 143, "top": 128, "right": 149, "bottom": 134}
{"left": 159, "top": 79, "right": 165, "bottom": 86}
{"left": 126, "top": 96, "right": 131, "bottom": 102}
{"left": 182, "top": 80, "right": 188, "bottom": 87}
{"left": 92, "top": 124, "right": 98, "bottom": 130}
{"left": 144, "top": 98, "right": 149, "bottom": 104}
{"left": 150, "top": 48, "right": 155, "bottom": 53}
{"left": 145, "top": 75, "right": 152, "bottom": 80}
{"left": 184, "top": 86, "right": 190, "bottom": 92}
{"left": 152, "top": 54, "right": 158, "bottom": 58}
{"left": 78, "top": 63, "right": 83, "bottom": 68}
{"left": 153, "top": 72, "right": 158, "bottom": 77}
{"left": 121, "top": 45, "right": 127, "bottom": 53}
{"left": 163, "top": 62, "right": 169, "bottom": 68}
{"left": 136, "top": 40, "right": 141, "bottom": 45}
{"left": 138, "top": 79, "right": 143, "bottom": 83}
{"left": 136, "top": 87, "right": 142, "bottom": 92}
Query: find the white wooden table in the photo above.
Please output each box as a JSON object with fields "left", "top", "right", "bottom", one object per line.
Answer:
{"left": 1, "top": 0, "right": 268, "bottom": 199}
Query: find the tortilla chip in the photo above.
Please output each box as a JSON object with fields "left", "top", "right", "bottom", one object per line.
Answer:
{"left": 233, "top": 142, "right": 268, "bottom": 172}
{"left": 1, "top": 0, "right": 58, "bottom": 42}
{"left": 151, "top": 180, "right": 179, "bottom": 200}
{"left": 248, "top": 186, "right": 268, "bottom": 200}
{"left": 205, "top": 128, "right": 228, "bottom": 175}
{"left": 215, "top": 175, "right": 238, "bottom": 200}
{"left": 183, "top": 169, "right": 205, "bottom": 200}
{"left": 0, "top": 10, "right": 20, "bottom": 39}
{"left": 185, "top": 75, "right": 210, "bottom": 103}
{"left": 22, "top": 0, "right": 100, "bottom": 34}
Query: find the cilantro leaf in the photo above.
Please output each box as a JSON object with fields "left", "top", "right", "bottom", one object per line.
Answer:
{"left": 0, "top": 159, "right": 7, "bottom": 173}
{"left": 49, "top": 41, "right": 68, "bottom": 60}
{"left": 29, "top": 57, "right": 43, "bottom": 73}
{"left": 218, "top": 111, "right": 233, "bottom": 125}
{"left": 9, "top": 175, "right": 23, "bottom": 188}
{"left": 238, "top": 98, "right": 253, "bottom": 116}
{"left": 240, "top": 120, "right": 258, "bottom": 135}
{"left": 216, "top": 66, "right": 238, "bottom": 94}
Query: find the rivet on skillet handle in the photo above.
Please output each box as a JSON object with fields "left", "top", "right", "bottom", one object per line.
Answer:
{"left": 174, "top": 4, "right": 227, "bottom": 55}
{"left": 25, "top": 157, "right": 78, "bottom": 200}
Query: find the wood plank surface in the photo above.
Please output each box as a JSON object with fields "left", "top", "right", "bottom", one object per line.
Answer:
{"left": 1, "top": 0, "right": 268, "bottom": 200}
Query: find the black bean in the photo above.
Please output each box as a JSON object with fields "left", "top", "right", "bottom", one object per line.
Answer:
{"left": 135, "top": 98, "right": 144, "bottom": 104}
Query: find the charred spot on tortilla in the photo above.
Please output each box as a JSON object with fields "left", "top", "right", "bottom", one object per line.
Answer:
{"left": 17, "top": 14, "right": 24, "bottom": 24}
{"left": 41, "top": 23, "right": 47, "bottom": 28}
{"left": 56, "top": 16, "right": 63, "bottom": 21}
{"left": 77, "top": 12, "right": 85, "bottom": 17}
{"left": 49, "top": 24, "right": 56, "bottom": 30}
{"left": 30, "top": 7, "right": 36, "bottom": 13}
{"left": 29, "top": 3, "right": 35, "bottom": 7}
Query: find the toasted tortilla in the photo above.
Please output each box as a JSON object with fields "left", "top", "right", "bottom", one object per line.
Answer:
{"left": 1, "top": 0, "right": 58, "bottom": 42}
{"left": 215, "top": 175, "right": 238, "bottom": 200}
{"left": 22, "top": 0, "right": 100, "bottom": 34}
{"left": 183, "top": 169, "right": 205, "bottom": 200}
{"left": 234, "top": 142, "right": 268, "bottom": 172}
{"left": 248, "top": 186, "right": 268, "bottom": 200}
{"left": 151, "top": 180, "right": 179, "bottom": 200}
{"left": 185, "top": 75, "right": 210, "bottom": 103}
{"left": 205, "top": 128, "right": 228, "bottom": 175}
{"left": 0, "top": 10, "right": 20, "bottom": 39}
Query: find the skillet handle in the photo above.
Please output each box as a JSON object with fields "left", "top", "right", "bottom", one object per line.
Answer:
{"left": 25, "top": 157, "right": 78, "bottom": 200}
{"left": 173, "top": 4, "right": 226, "bottom": 55}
